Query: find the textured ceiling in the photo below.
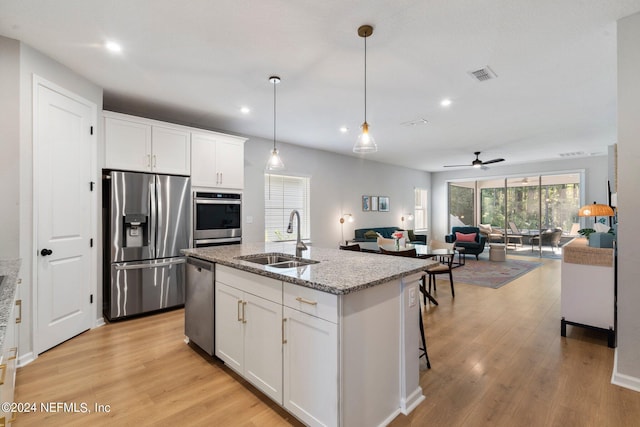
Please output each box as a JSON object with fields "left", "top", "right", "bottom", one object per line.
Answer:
{"left": 2, "top": 0, "right": 640, "bottom": 171}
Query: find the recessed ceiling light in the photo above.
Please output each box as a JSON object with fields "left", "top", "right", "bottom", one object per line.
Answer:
{"left": 440, "top": 98, "right": 452, "bottom": 107}
{"left": 240, "top": 107, "right": 250, "bottom": 114}
{"left": 105, "top": 41, "right": 122, "bottom": 53}
{"left": 340, "top": 126, "right": 349, "bottom": 133}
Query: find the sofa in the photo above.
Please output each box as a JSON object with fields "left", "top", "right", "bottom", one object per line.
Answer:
{"left": 352, "top": 227, "right": 427, "bottom": 245}
{"left": 445, "top": 226, "right": 487, "bottom": 259}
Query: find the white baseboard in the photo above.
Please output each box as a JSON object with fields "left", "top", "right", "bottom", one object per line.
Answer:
{"left": 612, "top": 349, "right": 640, "bottom": 392}
{"left": 17, "top": 351, "right": 36, "bottom": 368}
{"left": 378, "top": 409, "right": 401, "bottom": 427}
{"left": 93, "top": 317, "right": 105, "bottom": 328}
{"left": 400, "top": 387, "right": 426, "bottom": 415}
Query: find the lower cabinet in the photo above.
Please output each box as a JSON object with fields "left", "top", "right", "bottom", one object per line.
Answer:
{"left": 0, "top": 292, "right": 21, "bottom": 427}
{"left": 215, "top": 264, "right": 339, "bottom": 426}
{"left": 283, "top": 306, "right": 338, "bottom": 427}
{"left": 215, "top": 271, "right": 283, "bottom": 403}
{"left": 213, "top": 264, "right": 416, "bottom": 427}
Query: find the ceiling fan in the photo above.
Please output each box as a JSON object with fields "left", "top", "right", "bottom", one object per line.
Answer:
{"left": 444, "top": 151, "right": 505, "bottom": 168}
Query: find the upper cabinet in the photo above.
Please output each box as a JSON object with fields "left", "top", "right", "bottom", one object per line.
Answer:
{"left": 191, "top": 131, "right": 246, "bottom": 189}
{"left": 104, "top": 112, "right": 246, "bottom": 188}
{"left": 104, "top": 111, "right": 191, "bottom": 176}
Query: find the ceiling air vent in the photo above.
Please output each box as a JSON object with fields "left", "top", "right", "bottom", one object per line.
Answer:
{"left": 558, "top": 151, "right": 586, "bottom": 158}
{"left": 469, "top": 66, "right": 497, "bottom": 82}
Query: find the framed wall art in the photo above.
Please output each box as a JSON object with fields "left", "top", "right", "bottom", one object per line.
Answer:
{"left": 371, "top": 196, "right": 378, "bottom": 211}
{"left": 378, "top": 196, "right": 390, "bottom": 212}
{"left": 362, "top": 195, "right": 371, "bottom": 211}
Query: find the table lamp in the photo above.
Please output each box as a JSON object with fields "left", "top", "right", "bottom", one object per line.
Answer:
{"left": 578, "top": 202, "right": 615, "bottom": 247}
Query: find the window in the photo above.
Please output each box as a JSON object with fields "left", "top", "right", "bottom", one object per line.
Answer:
{"left": 414, "top": 188, "right": 428, "bottom": 230}
{"left": 264, "top": 174, "right": 311, "bottom": 242}
{"left": 448, "top": 183, "right": 475, "bottom": 227}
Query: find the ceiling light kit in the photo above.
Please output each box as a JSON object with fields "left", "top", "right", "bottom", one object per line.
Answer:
{"left": 353, "top": 24, "right": 377, "bottom": 154}
{"left": 267, "top": 76, "right": 285, "bottom": 171}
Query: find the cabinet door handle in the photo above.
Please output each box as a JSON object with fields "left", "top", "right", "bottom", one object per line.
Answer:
{"left": 295, "top": 296, "right": 318, "bottom": 306}
{"left": 153, "top": 155, "right": 157, "bottom": 168}
{"left": 219, "top": 172, "right": 223, "bottom": 184}
{"left": 147, "top": 154, "right": 151, "bottom": 167}
{"left": 282, "top": 318, "right": 287, "bottom": 344}
{"left": 16, "top": 299, "right": 22, "bottom": 324}
{"left": 237, "top": 300, "right": 242, "bottom": 322}
{"left": 242, "top": 301, "right": 247, "bottom": 323}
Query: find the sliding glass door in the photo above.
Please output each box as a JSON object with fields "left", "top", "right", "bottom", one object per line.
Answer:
{"left": 449, "top": 173, "right": 581, "bottom": 257}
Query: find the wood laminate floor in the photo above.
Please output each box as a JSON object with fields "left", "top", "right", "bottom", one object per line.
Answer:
{"left": 15, "top": 256, "right": 640, "bottom": 426}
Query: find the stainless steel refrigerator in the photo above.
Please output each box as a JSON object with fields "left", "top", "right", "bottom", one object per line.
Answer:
{"left": 103, "top": 170, "right": 191, "bottom": 321}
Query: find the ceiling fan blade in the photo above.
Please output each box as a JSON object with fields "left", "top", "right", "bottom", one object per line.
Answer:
{"left": 443, "top": 164, "right": 471, "bottom": 167}
{"left": 481, "top": 158, "right": 505, "bottom": 165}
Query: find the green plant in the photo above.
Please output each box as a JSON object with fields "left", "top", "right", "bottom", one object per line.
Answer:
{"left": 578, "top": 228, "right": 595, "bottom": 238}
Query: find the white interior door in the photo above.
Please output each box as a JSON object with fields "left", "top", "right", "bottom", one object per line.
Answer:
{"left": 35, "top": 78, "right": 95, "bottom": 353}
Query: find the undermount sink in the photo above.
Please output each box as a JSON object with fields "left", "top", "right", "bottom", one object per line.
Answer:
{"left": 235, "top": 253, "right": 319, "bottom": 268}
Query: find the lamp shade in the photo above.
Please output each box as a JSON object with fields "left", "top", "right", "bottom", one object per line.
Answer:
{"left": 578, "top": 202, "right": 614, "bottom": 217}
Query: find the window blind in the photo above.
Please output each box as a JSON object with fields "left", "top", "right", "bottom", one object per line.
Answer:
{"left": 265, "top": 174, "right": 310, "bottom": 242}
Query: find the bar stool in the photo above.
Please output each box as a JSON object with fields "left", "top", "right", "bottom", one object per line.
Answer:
{"left": 419, "top": 308, "right": 431, "bottom": 369}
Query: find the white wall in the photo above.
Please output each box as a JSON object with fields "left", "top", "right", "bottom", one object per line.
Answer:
{"left": 0, "top": 36, "right": 21, "bottom": 259}
{"left": 243, "top": 137, "right": 431, "bottom": 248}
{"left": 430, "top": 156, "right": 609, "bottom": 241}
{"left": 17, "top": 42, "right": 103, "bottom": 364}
{"left": 614, "top": 11, "right": 640, "bottom": 390}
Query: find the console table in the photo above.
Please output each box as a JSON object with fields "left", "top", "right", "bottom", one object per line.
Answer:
{"left": 561, "top": 238, "right": 616, "bottom": 347}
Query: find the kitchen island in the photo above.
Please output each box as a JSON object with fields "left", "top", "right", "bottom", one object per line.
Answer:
{"left": 182, "top": 243, "right": 437, "bottom": 427}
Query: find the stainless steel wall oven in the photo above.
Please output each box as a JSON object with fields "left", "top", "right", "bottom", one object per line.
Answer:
{"left": 193, "top": 192, "right": 242, "bottom": 247}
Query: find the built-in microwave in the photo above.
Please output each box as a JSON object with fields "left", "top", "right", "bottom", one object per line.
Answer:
{"left": 193, "top": 192, "right": 242, "bottom": 247}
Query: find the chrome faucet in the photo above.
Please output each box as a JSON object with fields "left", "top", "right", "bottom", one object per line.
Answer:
{"left": 287, "top": 209, "right": 308, "bottom": 257}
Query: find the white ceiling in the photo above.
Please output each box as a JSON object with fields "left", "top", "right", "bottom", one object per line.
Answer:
{"left": 2, "top": 0, "right": 640, "bottom": 171}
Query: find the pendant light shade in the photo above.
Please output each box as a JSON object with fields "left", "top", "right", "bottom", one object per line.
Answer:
{"left": 353, "top": 25, "right": 378, "bottom": 153}
{"left": 267, "top": 75, "right": 285, "bottom": 170}
{"left": 578, "top": 202, "right": 614, "bottom": 217}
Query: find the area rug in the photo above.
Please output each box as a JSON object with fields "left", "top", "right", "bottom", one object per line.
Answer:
{"left": 452, "top": 258, "right": 543, "bottom": 289}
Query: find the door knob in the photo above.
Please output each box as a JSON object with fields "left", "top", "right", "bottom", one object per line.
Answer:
{"left": 40, "top": 248, "right": 53, "bottom": 256}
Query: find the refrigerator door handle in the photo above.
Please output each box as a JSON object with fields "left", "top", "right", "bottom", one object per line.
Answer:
{"left": 149, "top": 176, "right": 157, "bottom": 254}
{"left": 114, "top": 258, "right": 187, "bottom": 271}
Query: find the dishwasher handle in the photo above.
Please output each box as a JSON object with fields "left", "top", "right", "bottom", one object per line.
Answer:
{"left": 187, "top": 257, "right": 214, "bottom": 271}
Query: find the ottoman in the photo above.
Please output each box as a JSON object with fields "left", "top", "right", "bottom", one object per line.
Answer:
{"left": 489, "top": 244, "right": 506, "bottom": 261}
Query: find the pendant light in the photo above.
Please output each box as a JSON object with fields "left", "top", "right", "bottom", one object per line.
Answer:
{"left": 267, "top": 75, "right": 285, "bottom": 170}
{"left": 353, "top": 25, "right": 377, "bottom": 153}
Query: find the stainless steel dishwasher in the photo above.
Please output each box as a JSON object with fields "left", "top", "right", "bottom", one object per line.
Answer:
{"left": 185, "top": 257, "right": 215, "bottom": 355}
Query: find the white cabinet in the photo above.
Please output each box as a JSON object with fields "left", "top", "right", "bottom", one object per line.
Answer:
{"left": 104, "top": 114, "right": 151, "bottom": 172}
{"left": 283, "top": 306, "right": 338, "bottom": 427}
{"left": 207, "top": 262, "right": 422, "bottom": 427}
{"left": 215, "top": 266, "right": 283, "bottom": 403}
{"left": 283, "top": 283, "right": 338, "bottom": 427}
{"left": 104, "top": 112, "right": 191, "bottom": 175}
{"left": 191, "top": 132, "right": 245, "bottom": 189}
{"left": 561, "top": 238, "right": 616, "bottom": 347}
{"left": 0, "top": 290, "right": 21, "bottom": 427}
{"left": 151, "top": 126, "right": 191, "bottom": 175}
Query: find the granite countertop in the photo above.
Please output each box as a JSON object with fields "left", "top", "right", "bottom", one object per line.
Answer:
{"left": 0, "top": 259, "right": 21, "bottom": 351}
{"left": 182, "top": 243, "right": 437, "bottom": 295}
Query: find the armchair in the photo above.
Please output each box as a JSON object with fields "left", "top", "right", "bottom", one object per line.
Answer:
{"left": 530, "top": 228, "right": 563, "bottom": 251}
{"left": 445, "top": 226, "right": 487, "bottom": 260}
